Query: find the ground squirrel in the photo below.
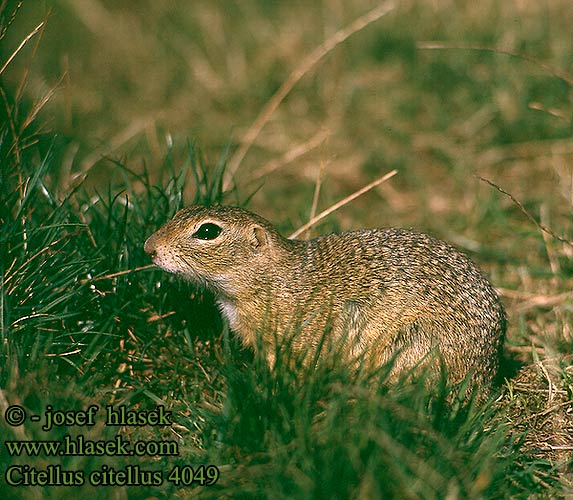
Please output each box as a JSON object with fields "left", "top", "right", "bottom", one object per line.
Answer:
{"left": 144, "top": 205, "right": 506, "bottom": 391}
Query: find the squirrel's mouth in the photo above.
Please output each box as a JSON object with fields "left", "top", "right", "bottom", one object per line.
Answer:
{"left": 151, "top": 257, "right": 183, "bottom": 276}
{"left": 145, "top": 245, "right": 184, "bottom": 276}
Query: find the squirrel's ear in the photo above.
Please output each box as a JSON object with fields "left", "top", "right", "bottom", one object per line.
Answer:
{"left": 249, "top": 224, "right": 268, "bottom": 250}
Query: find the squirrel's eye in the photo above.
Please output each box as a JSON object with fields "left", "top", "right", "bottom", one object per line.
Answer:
{"left": 193, "top": 222, "right": 222, "bottom": 240}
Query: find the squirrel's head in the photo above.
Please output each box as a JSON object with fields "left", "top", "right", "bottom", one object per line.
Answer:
{"left": 144, "top": 205, "right": 285, "bottom": 295}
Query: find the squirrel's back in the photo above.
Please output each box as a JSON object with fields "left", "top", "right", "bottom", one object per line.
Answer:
{"left": 295, "top": 228, "right": 505, "bottom": 387}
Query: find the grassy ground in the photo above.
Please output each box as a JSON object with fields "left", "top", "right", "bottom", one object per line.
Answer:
{"left": 1, "top": 0, "right": 573, "bottom": 498}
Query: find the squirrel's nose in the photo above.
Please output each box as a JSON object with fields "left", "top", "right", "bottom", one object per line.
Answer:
{"left": 144, "top": 236, "right": 157, "bottom": 257}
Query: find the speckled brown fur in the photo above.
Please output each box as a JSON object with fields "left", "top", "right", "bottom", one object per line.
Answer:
{"left": 144, "top": 205, "right": 506, "bottom": 391}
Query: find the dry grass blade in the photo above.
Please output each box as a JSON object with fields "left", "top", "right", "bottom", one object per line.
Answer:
{"left": 476, "top": 138, "right": 573, "bottom": 167}
{"left": 310, "top": 137, "right": 330, "bottom": 225}
{"left": 417, "top": 41, "right": 573, "bottom": 86}
{"left": 479, "top": 176, "right": 573, "bottom": 247}
{"left": 225, "top": 1, "right": 395, "bottom": 187}
{"left": 79, "top": 117, "right": 155, "bottom": 173}
{"left": 514, "top": 292, "right": 573, "bottom": 314}
{"left": 80, "top": 264, "right": 156, "bottom": 285}
{"left": 21, "top": 74, "right": 63, "bottom": 131}
{"left": 536, "top": 359, "right": 556, "bottom": 404}
{"left": 498, "top": 288, "right": 573, "bottom": 313}
{"left": 0, "top": 20, "right": 44, "bottom": 77}
{"left": 244, "top": 129, "right": 330, "bottom": 185}
{"left": 0, "top": 1, "right": 24, "bottom": 42}
{"left": 289, "top": 169, "right": 398, "bottom": 239}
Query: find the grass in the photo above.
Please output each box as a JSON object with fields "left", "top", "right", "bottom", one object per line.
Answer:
{"left": 1, "top": 0, "right": 573, "bottom": 498}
